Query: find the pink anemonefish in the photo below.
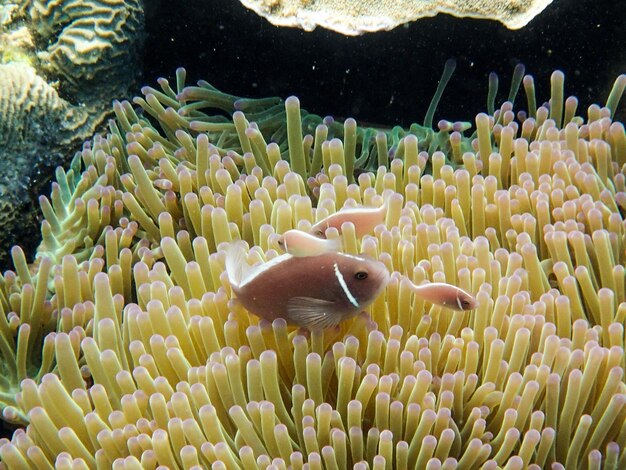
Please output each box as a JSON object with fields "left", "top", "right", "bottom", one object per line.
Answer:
{"left": 409, "top": 281, "right": 477, "bottom": 311}
{"left": 224, "top": 242, "right": 389, "bottom": 330}
{"left": 277, "top": 229, "right": 342, "bottom": 257}
{"left": 309, "top": 202, "right": 388, "bottom": 239}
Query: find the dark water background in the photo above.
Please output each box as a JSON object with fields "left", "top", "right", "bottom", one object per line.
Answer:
{"left": 145, "top": 0, "right": 625, "bottom": 127}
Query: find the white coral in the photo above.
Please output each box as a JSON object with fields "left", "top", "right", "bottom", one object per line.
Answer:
{"left": 240, "top": 0, "right": 555, "bottom": 34}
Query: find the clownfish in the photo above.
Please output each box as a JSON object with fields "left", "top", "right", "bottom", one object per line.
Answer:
{"left": 224, "top": 242, "right": 389, "bottom": 330}
{"left": 277, "top": 229, "right": 342, "bottom": 257}
{"left": 409, "top": 281, "right": 477, "bottom": 311}
{"left": 309, "top": 202, "right": 387, "bottom": 239}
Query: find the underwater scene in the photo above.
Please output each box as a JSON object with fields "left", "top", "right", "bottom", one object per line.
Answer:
{"left": 0, "top": 0, "right": 624, "bottom": 468}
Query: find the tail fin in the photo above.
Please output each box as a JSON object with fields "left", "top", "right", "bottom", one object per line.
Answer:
{"left": 224, "top": 241, "right": 253, "bottom": 289}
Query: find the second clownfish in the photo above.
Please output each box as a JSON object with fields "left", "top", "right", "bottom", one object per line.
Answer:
{"left": 276, "top": 229, "right": 341, "bottom": 257}
{"left": 408, "top": 281, "right": 477, "bottom": 311}
{"left": 309, "top": 202, "right": 387, "bottom": 239}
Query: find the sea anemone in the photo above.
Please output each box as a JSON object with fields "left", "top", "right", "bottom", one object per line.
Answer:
{"left": 0, "top": 67, "right": 624, "bottom": 468}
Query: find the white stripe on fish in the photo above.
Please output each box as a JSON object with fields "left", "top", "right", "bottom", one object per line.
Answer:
{"left": 334, "top": 262, "right": 360, "bottom": 308}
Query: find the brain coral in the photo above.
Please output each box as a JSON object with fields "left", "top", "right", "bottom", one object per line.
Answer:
{"left": 0, "top": 62, "right": 91, "bottom": 267}
{"left": 0, "top": 62, "right": 76, "bottom": 145}
{"left": 0, "top": 67, "right": 624, "bottom": 468}
{"left": 0, "top": 0, "right": 144, "bottom": 267}
{"left": 25, "top": 0, "right": 144, "bottom": 96}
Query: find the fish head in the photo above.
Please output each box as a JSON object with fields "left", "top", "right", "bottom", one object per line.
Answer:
{"left": 456, "top": 291, "right": 478, "bottom": 310}
{"left": 447, "top": 288, "right": 478, "bottom": 311}
{"left": 309, "top": 224, "right": 328, "bottom": 239}
{"left": 334, "top": 253, "right": 390, "bottom": 308}
{"left": 276, "top": 234, "right": 287, "bottom": 251}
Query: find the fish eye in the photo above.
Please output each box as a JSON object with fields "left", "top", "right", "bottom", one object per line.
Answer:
{"left": 277, "top": 239, "right": 284, "bottom": 246}
{"left": 354, "top": 271, "right": 368, "bottom": 280}
{"left": 314, "top": 230, "right": 324, "bottom": 238}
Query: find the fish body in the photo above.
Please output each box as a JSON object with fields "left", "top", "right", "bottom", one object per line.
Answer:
{"left": 277, "top": 229, "right": 341, "bottom": 256}
{"left": 410, "top": 281, "right": 477, "bottom": 311}
{"left": 309, "top": 203, "right": 387, "bottom": 238}
{"left": 225, "top": 243, "right": 389, "bottom": 329}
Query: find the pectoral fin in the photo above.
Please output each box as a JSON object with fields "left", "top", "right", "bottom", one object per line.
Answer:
{"left": 287, "top": 296, "right": 340, "bottom": 330}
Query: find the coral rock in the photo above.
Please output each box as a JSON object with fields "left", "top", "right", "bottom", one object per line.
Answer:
{"left": 239, "top": 0, "right": 555, "bottom": 34}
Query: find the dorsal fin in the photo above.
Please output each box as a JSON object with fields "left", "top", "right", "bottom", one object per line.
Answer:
{"left": 225, "top": 242, "right": 294, "bottom": 289}
{"left": 224, "top": 241, "right": 256, "bottom": 289}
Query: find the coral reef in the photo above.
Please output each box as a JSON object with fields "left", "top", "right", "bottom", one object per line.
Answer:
{"left": 0, "top": 62, "right": 74, "bottom": 146}
{"left": 0, "top": 0, "right": 145, "bottom": 267}
{"left": 27, "top": 0, "right": 144, "bottom": 99}
{"left": 0, "top": 62, "right": 91, "bottom": 264}
{"left": 0, "top": 68, "right": 624, "bottom": 468}
{"left": 239, "top": 0, "right": 555, "bottom": 34}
